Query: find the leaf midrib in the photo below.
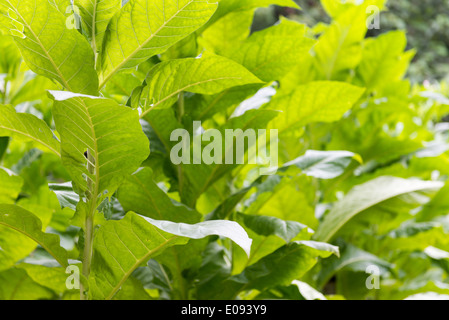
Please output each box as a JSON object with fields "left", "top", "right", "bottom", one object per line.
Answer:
{"left": 7, "top": 0, "right": 74, "bottom": 91}
{"left": 0, "top": 219, "right": 68, "bottom": 268}
{"left": 100, "top": 0, "right": 201, "bottom": 88}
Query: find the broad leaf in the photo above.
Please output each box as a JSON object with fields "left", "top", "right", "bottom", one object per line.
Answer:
{"left": 117, "top": 167, "right": 201, "bottom": 223}
{"left": 223, "top": 18, "right": 315, "bottom": 82}
{"left": 0, "top": 105, "right": 60, "bottom": 156}
{"left": 239, "top": 213, "right": 310, "bottom": 243}
{"left": 266, "top": 81, "right": 365, "bottom": 136}
{"left": 204, "top": 241, "right": 338, "bottom": 299}
{"left": 99, "top": 0, "right": 218, "bottom": 86}
{"left": 89, "top": 211, "right": 252, "bottom": 299}
{"left": 139, "top": 55, "right": 263, "bottom": 117}
{"left": 0, "top": 0, "right": 98, "bottom": 94}
{"left": 279, "top": 150, "right": 362, "bottom": 179}
{"left": 314, "top": 176, "right": 444, "bottom": 242}
{"left": 0, "top": 204, "right": 69, "bottom": 268}
{"left": 316, "top": 240, "right": 393, "bottom": 288}
{"left": 49, "top": 91, "right": 149, "bottom": 202}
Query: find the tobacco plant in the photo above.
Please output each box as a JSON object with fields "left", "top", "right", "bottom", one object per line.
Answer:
{"left": 0, "top": 0, "right": 449, "bottom": 300}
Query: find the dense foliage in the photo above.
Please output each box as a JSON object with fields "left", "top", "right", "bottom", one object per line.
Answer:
{"left": 267, "top": 0, "right": 449, "bottom": 83}
{"left": 1, "top": 0, "right": 449, "bottom": 300}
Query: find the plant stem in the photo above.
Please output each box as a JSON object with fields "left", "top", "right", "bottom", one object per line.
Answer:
{"left": 80, "top": 150, "right": 96, "bottom": 300}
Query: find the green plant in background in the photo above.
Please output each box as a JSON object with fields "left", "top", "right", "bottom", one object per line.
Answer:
{"left": 265, "top": 0, "right": 449, "bottom": 84}
{"left": 0, "top": 0, "right": 449, "bottom": 301}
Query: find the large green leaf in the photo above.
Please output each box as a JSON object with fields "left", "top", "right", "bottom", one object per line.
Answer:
{"left": 314, "top": 176, "right": 444, "bottom": 242}
{"left": 316, "top": 240, "right": 393, "bottom": 289}
{"left": 99, "top": 0, "right": 218, "bottom": 87}
{"left": 139, "top": 55, "right": 262, "bottom": 117}
{"left": 199, "top": 9, "right": 254, "bottom": 54}
{"left": 202, "top": 241, "right": 338, "bottom": 299}
{"left": 89, "top": 211, "right": 252, "bottom": 299}
{"left": 0, "top": 268, "right": 55, "bottom": 300}
{"left": 0, "top": 105, "right": 60, "bottom": 156}
{"left": 0, "top": 204, "right": 69, "bottom": 269}
{"left": 0, "top": 0, "right": 98, "bottom": 94}
{"left": 117, "top": 167, "right": 201, "bottom": 223}
{"left": 357, "top": 31, "right": 414, "bottom": 91}
{"left": 49, "top": 91, "right": 149, "bottom": 202}
{"left": 266, "top": 81, "right": 365, "bottom": 136}
{"left": 222, "top": 18, "right": 315, "bottom": 82}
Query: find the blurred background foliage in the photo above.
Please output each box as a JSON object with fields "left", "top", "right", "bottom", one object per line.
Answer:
{"left": 253, "top": 0, "right": 449, "bottom": 84}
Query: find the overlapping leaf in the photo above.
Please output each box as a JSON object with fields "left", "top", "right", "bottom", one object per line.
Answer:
{"left": 0, "top": 0, "right": 98, "bottom": 94}
{"left": 89, "top": 212, "right": 252, "bottom": 299}
{"left": 0, "top": 204, "right": 69, "bottom": 269}
{"left": 99, "top": 0, "right": 218, "bottom": 86}
{"left": 138, "top": 55, "right": 263, "bottom": 117}
{"left": 49, "top": 91, "right": 149, "bottom": 201}
{"left": 0, "top": 105, "right": 60, "bottom": 156}
{"left": 314, "top": 176, "right": 444, "bottom": 242}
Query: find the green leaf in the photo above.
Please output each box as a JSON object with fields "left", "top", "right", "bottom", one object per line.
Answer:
{"left": 266, "top": 81, "right": 365, "bottom": 136}
{"left": 75, "top": 0, "right": 121, "bottom": 54}
{"left": 199, "top": 9, "right": 254, "bottom": 54}
{"left": 316, "top": 240, "right": 393, "bottom": 289}
{"left": 0, "top": 105, "right": 60, "bottom": 156}
{"left": 210, "top": 241, "right": 338, "bottom": 299}
{"left": 89, "top": 211, "right": 252, "bottom": 299}
{"left": 0, "top": 137, "right": 8, "bottom": 160}
{"left": 239, "top": 213, "right": 310, "bottom": 243}
{"left": 207, "top": 0, "right": 299, "bottom": 27}
{"left": 49, "top": 91, "right": 149, "bottom": 202}
{"left": 117, "top": 167, "right": 201, "bottom": 223}
{"left": 0, "top": 268, "right": 55, "bottom": 300}
{"left": 99, "top": 0, "right": 218, "bottom": 87}
{"left": 0, "top": 204, "right": 69, "bottom": 269}
{"left": 222, "top": 18, "right": 315, "bottom": 82}
{"left": 279, "top": 150, "right": 362, "bottom": 179}
{"left": 0, "top": 168, "right": 23, "bottom": 204}
{"left": 17, "top": 263, "right": 69, "bottom": 293}
{"left": 139, "top": 55, "right": 263, "bottom": 117}
{"left": 0, "top": 0, "right": 99, "bottom": 94}
{"left": 143, "top": 216, "right": 252, "bottom": 256}
{"left": 357, "top": 31, "right": 414, "bottom": 91}
{"left": 314, "top": 176, "right": 444, "bottom": 242}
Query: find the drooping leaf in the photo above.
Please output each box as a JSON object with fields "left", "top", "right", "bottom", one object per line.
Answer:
{"left": 0, "top": 204, "right": 69, "bottom": 269}
{"left": 49, "top": 91, "right": 149, "bottom": 202}
{"left": 89, "top": 211, "right": 252, "bottom": 299}
{"left": 0, "top": 0, "right": 99, "bottom": 94}
{"left": 117, "top": 167, "right": 201, "bottom": 223}
{"left": 204, "top": 241, "right": 338, "bottom": 299}
{"left": 0, "top": 104, "right": 60, "bottom": 156}
{"left": 316, "top": 240, "right": 393, "bottom": 289}
{"left": 279, "top": 150, "right": 362, "bottom": 179}
{"left": 314, "top": 176, "right": 444, "bottom": 242}
{"left": 239, "top": 212, "right": 310, "bottom": 243}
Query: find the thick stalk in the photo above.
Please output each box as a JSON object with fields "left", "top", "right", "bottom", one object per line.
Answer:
{"left": 80, "top": 150, "right": 96, "bottom": 300}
